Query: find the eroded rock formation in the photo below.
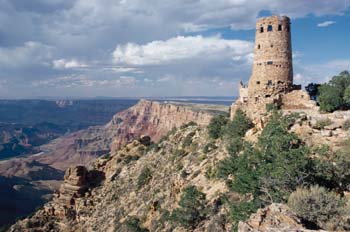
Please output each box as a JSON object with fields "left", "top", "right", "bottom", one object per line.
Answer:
{"left": 43, "top": 166, "right": 90, "bottom": 220}
{"left": 32, "top": 99, "right": 227, "bottom": 171}
{"left": 238, "top": 203, "right": 323, "bottom": 232}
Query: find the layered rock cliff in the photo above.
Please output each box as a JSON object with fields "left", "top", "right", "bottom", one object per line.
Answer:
{"left": 38, "top": 99, "right": 227, "bottom": 170}
{"left": 108, "top": 99, "right": 222, "bottom": 150}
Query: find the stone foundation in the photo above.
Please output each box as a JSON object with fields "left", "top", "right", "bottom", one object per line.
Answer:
{"left": 281, "top": 90, "right": 317, "bottom": 109}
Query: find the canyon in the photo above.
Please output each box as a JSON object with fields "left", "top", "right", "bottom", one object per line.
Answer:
{"left": 0, "top": 100, "right": 227, "bottom": 227}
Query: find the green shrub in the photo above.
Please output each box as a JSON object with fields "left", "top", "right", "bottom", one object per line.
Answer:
{"left": 315, "top": 118, "right": 332, "bottom": 129}
{"left": 180, "top": 170, "right": 188, "bottom": 179}
{"left": 312, "top": 145, "right": 350, "bottom": 192}
{"left": 180, "top": 121, "right": 197, "bottom": 129}
{"left": 329, "top": 70, "right": 350, "bottom": 92}
{"left": 124, "top": 155, "right": 140, "bottom": 164}
{"left": 216, "top": 153, "right": 238, "bottom": 180}
{"left": 288, "top": 186, "right": 349, "bottom": 230}
{"left": 189, "top": 142, "right": 198, "bottom": 152}
{"left": 230, "top": 200, "right": 260, "bottom": 231}
{"left": 205, "top": 166, "right": 217, "bottom": 179}
{"left": 137, "top": 167, "right": 152, "bottom": 189}
{"left": 158, "top": 127, "right": 177, "bottom": 143}
{"left": 207, "top": 115, "right": 228, "bottom": 139}
{"left": 328, "top": 149, "right": 350, "bottom": 191}
{"left": 203, "top": 142, "right": 218, "bottom": 154}
{"left": 147, "top": 142, "right": 161, "bottom": 152}
{"left": 224, "top": 109, "right": 251, "bottom": 156}
{"left": 226, "top": 137, "right": 243, "bottom": 156}
{"left": 224, "top": 109, "right": 252, "bottom": 139}
{"left": 219, "top": 111, "right": 313, "bottom": 204}
{"left": 173, "top": 149, "right": 186, "bottom": 157}
{"left": 318, "top": 71, "right": 350, "bottom": 112}
{"left": 176, "top": 163, "right": 183, "bottom": 171}
{"left": 319, "top": 84, "right": 343, "bottom": 112}
{"left": 115, "top": 117, "right": 123, "bottom": 124}
{"left": 266, "top": 103, "right": 279, "bottom": 112}
{"left": 182, "top": 131, "right": 195, "bottom": 148}
{"left": 344, "top": 86, "right": 350, "bottom": 106}
{"left": 170, "top": 186, "right": 207, "bottom": 229}
{"left": 342, "top": 119, "right": 350, "bottom": 130}
{"left": 101, "top": 153, "right": 111, "bottom": 160}
{"left": 125, "top": 217, "right": 149, "bottom": 232}
{"left": 159, "top": 210, "right": 171, "bottom": 225}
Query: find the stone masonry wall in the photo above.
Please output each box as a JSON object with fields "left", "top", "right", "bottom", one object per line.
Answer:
{"left": 248, "top": 15, "right": 293, "bottom": 103}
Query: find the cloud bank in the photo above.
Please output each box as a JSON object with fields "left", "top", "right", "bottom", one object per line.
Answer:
{"left": 0, "top": 0, "right": 348, "bottom": 97}
{"left": 113, "top": 36, "right": 253, "bottom": 65}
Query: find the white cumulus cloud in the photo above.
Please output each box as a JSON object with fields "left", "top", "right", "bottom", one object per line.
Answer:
{"left": 317, "top": 21, "right": 336, "bottom": 27}
{"left": 113, "top": 35, "right": 253, "bottom": 65}
{"left": 53, "top": 59, "right": 88, "bottom": 69}
{"left": 0, "top": 41, "right": 54, "bottom": 67}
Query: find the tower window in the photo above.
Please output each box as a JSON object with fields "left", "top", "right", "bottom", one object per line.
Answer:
{"left": 257, "top": 44, "right": 260, "bottom": 49}
{"left": 267, "top": 61, "right": 273, "bottom": 65}
{"left": 278, "top": 24, "right": 282, "bottom": 31}
{"left": 256, "top": 81, "right": 260, "bottom": 84}
{"left": 286, "top": 25, "right": 290, "bottom": 32}
{"left": 260, "top": 27, "right": 264, "bottom": 33}
{"left": 267, "top": 80, "right": 273, "bottom": 86}
{"left": 267, "top": 25, "right": 273, "bottom": 32}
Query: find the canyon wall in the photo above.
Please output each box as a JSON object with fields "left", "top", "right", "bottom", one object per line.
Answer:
{"left": 41, "top": 99, "right": 227, "bottom": 170}
{"left": 0, "top": 100, "right": 227, "bottom": 227}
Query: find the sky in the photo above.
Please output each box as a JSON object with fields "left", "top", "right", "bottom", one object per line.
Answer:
{"left": 0, "top": 0, "right": 349, "bottom": 98}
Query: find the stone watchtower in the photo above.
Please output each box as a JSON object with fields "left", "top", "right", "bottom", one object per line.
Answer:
{"left": 248, "top": 15, "right": 293, "bottom": 103}
{"left": 231, "top": 15, "right": 314, "bottom": 120}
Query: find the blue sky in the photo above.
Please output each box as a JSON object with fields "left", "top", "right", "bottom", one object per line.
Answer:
{"left": 0, "top": 0, "right": 349, "bottom": 98}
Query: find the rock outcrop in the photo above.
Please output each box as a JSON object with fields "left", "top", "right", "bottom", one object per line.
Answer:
{"left": 10, "top": 124, "right": 232, "bottom": 231}
{"left": 43, "top": 166, "right": 92, "bottom": 221}
{"left": 10, "top": 107, "right": 345, "bottom": 232}
{"left": 238, "top": 203, "right": 323, "bottom": 232}
{"left": 2, "top": 100, "right": 227, "bottom": 229}
{"left": 10, "top": 122, "right": 326, "bottom": 232}
{"left": 284, "top": 109, "right": 350, "bottom": 150}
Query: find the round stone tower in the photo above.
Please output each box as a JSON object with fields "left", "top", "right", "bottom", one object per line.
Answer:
{"left": 230, "top": 15, "right": 316, "bottom": 120}
{"left": 247, "top": 15, "right": 293, "bottom": 104}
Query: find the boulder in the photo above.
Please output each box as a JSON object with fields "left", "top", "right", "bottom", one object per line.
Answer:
{"left": 139, "top": 135, "right": 152, "bottom": 146}
{"left": 324, "top": 123, "right": 342, "bottom": 130}
{"left": 64, "top": 166, "right": 88, "bottom": 187}
{"left": 321, "top": 130, "right": 332, "bottom": 137}
{"left": 238, "top": 203, "right": 323, "bottom": 232}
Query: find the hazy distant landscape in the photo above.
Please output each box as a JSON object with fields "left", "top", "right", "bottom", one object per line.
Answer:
{"left": 0, "top": 99, "right": 140, "bottom": 227}
{"left": 0, "top": 99, "right": 139, "bottom": 160}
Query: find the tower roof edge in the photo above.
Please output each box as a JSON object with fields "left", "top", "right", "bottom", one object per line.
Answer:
{"left": 256, "top": 15, "right": 290, "bottom": 23}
